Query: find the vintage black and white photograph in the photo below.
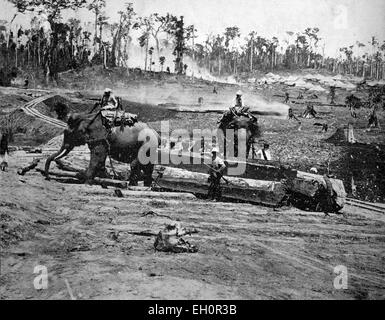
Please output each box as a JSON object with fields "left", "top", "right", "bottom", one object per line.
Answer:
{"left": 0, "top": 0, "right": 384, "bottom": 302}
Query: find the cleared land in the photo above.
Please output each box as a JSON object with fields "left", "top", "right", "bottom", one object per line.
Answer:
{"left": 0, "top": 70, "right": 384, "bottom": 299}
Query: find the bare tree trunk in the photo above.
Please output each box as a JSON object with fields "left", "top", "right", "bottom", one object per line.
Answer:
{"left": 155, "top": 38, "right": 160, "bottom": 57}
{"left": 250, "top": 39, "right": 253, "bottom": 72}
{"left": 369, "top": 60, "right": 373, "bottom": 78}
{"left": 94, "top": 12, "right": 99, "bottom": 52}
{"left": 144, "top": 37, "right": 148, "bottom": 71}
{"left": 382, "top": 62, "right": 385, "bottom": 80}
{"left": 27, "top": 42, "right": 29, "bottom": 66}
{"left": 103, "top": 45, "right": 107, "bottom": 69}
{"left": 99, "top": 24, "right": 103, "bottom": 48}
{"left": 149, "top": 54, "right": 152, "bottom": 71}
{"left": 38, "top": 35, "right": 41, "bottom": 66}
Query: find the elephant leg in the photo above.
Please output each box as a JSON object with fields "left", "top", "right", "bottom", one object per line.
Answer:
{"left": 142, "top": 163, "right": 154, "bottom": 187}
{"left": 86, "top": 143, "right": 108, "bottom": 184}
{"left": 128, "top": 158, "right": 141, "bottom": 186}
{"left": 45, "top": 145, "right": 73, "bottom": 180}
{"left": 246, "top": 139, "right": 252, "bottom": 159}
{"left": 234, "top": 133, "right": 239, "bottom": 158}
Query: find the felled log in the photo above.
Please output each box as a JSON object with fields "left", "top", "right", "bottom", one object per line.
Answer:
{"left": 55, "top": 159, "right": 83, "bottom": 172}
{"left": 286, "top": 171, "right": 346, "bottom": 212}
{"left": 36, "top": 168, "right": 129, "bottom": 189}
{"left": 36, "top": 168, "right": 79, "bottom": 179}
{"left": 71, "top": 187, "right": 196, "bottom": 200}
{"left": 156, "top": 150, "right": 297, "bottom": 181}
{"left": 108, "top": 225, "right": 198, "bottom": 237}
{"left": 152, "top": 166, "right": 286, "bottom": 207}
{"left": 93, "top": 177, "right": 128, "bottom": 189}
{"left": 56, "top": 158, "right": 128, "bottom": 180}
{"left": 156, "top": 150, "right": 346, "bottom": 211}
{"left": 17, "top": 159, "right": 40, "bottom": 175}
{"left": 47, "top": 177, "right": 83, "bottom": 184}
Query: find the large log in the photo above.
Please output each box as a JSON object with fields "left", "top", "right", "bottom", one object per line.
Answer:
{"left": 155, "top": 150, "right": 346, "bottom": 211}
{"left": 291, "top": 171, "right": 346, "bottom": 210}
{"left": 17, "top": 159, "right": 40, "bottom": 175}
{"left": 152, "top": 166, "right": 286, "bottom": 207}
{"left": 156, "top": 150, "right": 297, "bottom": 181}
{"left": 36, "top": 168, "right": 79, "bottom": 178}
{"left": 36, "top": 168, "right": 129, "bottom": 189}
{"left": 74, "top": 187, "right": 197, "bottom": 200}
{"left": 55, "top": 159, "right": 83, "bottom": 172}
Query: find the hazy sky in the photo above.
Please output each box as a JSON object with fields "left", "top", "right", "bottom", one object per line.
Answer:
{"left": 1, "top": 0, "right": 384, "bottom": 57}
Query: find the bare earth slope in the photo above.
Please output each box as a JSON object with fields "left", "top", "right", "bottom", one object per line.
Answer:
{"left": 0, "top": 150, "right": 384, "bottom": 300}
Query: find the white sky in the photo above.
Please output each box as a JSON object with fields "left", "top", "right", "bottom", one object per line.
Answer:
{"left": 1, "top": 0, "right": 384, "bottom": 57}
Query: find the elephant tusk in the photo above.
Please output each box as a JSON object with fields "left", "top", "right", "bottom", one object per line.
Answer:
{"left": 54, "top": 148, "right": 68, "bottom": 160}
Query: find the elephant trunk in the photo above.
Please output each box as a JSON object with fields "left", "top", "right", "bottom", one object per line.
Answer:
{"left": 44, "top": 146, "right": 73, "bottom": 179}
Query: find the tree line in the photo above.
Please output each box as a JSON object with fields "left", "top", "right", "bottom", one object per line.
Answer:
{"left": 0, "top": 0, "right": 384, "bottom": 86}
{"left": 190, "top": 28, "right": 385, "bottom": 80}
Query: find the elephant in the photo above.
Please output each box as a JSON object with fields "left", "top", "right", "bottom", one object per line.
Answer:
{"left": 45, "top": 112, "right": 160, "bottom": 186}
{"left": 218, "top": 113, "right": 261, "bottom": 158}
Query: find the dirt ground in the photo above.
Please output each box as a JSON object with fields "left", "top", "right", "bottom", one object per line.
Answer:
{"left": 0, "top": 150, "right": 384, "bottom": 300}
{"left": 1, "top": 71, "right": 384, "bottom": 300}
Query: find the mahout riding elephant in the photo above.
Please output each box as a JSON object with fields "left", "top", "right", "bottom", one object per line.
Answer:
{"left": 45, "top": 112, "right": 160, "bottom": 186}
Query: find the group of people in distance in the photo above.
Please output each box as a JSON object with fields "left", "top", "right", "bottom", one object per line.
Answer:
{"left": 284, "top": 86, "right": 381, "bottom": 130}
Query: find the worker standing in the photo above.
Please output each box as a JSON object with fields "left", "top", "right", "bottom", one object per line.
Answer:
{"left": 207, "top": 147, "right": 227, "bottom": 201}
{"left": 284, "top": 92, "right": 290, "bottom": 104}
{"left": 0, "top": 131, "right": 9, "bottom": 171}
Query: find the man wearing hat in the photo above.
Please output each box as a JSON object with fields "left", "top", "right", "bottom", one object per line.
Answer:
{"left": 218, "top": 90, "right": 250, "bottom": 128}
{"left": 100, "top": 88, "right": 118, "bottom": 110}
{"left": 235, "top": 90, "right": 243, "bottom": 107}
{"left": 254, "top": 143, "right": 272, "bottom": 161}
{"left": 231, "top": 90, "right": 251, "bottom": 116}
{"left": 207, "top": 147, "right": 227, "bottom": 200}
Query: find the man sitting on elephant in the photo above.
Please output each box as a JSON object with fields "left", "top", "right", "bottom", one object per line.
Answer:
{"left": 89, "top": 89, "right": 137, "bottom": 130}
{"left": 89, "top": 88, "right": 121, "bottom": 114}
{"left": 231, "top": 90, "right": 250, "bottom": 116}
{"left": 101, "top": 88, "right": 118, "bottom": 109}
{"left": 218, "top": 90, "right": 253, "bottom": 129}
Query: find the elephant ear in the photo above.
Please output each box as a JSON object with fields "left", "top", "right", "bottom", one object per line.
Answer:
{"left": 67, "top": 112, "right": 75, "bottom": 128}
{"left": 67, "top": 113, "right": 84, "bottom": 131}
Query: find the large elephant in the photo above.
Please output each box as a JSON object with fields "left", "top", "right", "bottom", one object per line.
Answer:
{"left": 45, "top": 112, "right": 160, "bottom": 186}
{"left": 219, "top": 113, "right": 261, "bottom": 158}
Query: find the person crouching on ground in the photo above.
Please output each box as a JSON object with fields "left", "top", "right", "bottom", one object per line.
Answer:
{"left": 254, "top": 143, "right": 272, "bottom": 161}
{"left": 0, "top": 131, "right": 9, "bottom": 171}
{"left": 207, "top": 147, "right": 227, "bottom": 201}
